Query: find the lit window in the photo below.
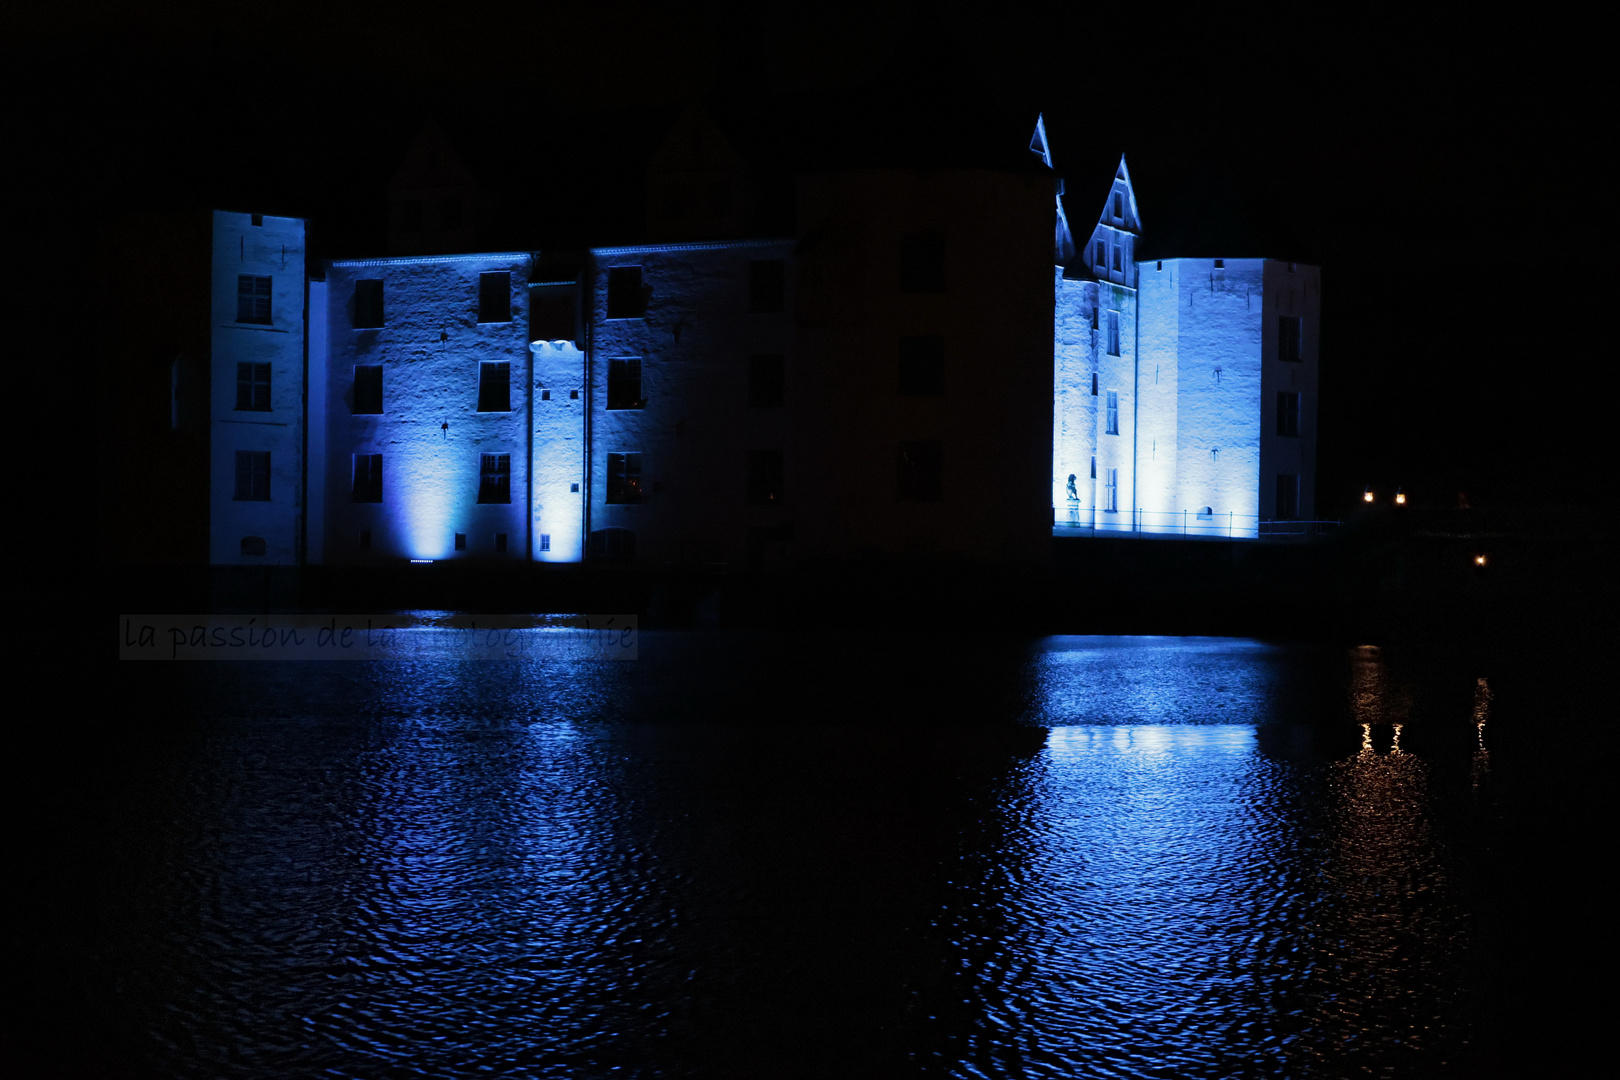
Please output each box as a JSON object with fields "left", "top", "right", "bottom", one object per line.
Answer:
{"left": 1276, "top": 391, "right": 1301, "bottom": 437}
{"left": 353, "top": 279, "right": 384, "bottom": 328}
{"left": 899, "top": 232, "right": 945, "bottom": 292}
{"left": 749, "top": 354, "right": 785, "bottom": 408}
{"left": 606, "top": 452, "right": 643, "bottom": 504}
{"left": 237, "top": 275, "right": 271, "bottom": 324}
{"left": 1106, "top": 390, "right": 1119, "bottom": 435}
{"left": 478, "top": 454, "right": 510, "bottom": 504}
{"left": 746, "top": 449, "right": 785, "bottom": 504}
{"left": 1278, "top": 315, "right": 1303, "bottom": 363}
{"left": 607, "top": 358, "right": 643, "bottom": 410}
{"left": 897, "top": 440, "right": 943, "bottom": 501}
{"left": 898, "top": 336, "right": 944, "bottom": 396}
{"left": 749, "top": 260, "right": 786, "bottom": 313}
{"left": 477, "top": 362, "right": 511, "bottom": 412}
{"left": 479, "top": 272, "right": 511, "bottom": 323}
{"left": 234, "top": 451, "right": 271, "bottom": 501}
{"left": 235, "top": 362, "right": 271, "bottom": 411}
{"left": 351, "top": 454, "right": 382, "bottom": 503}
{"left": 607, "top": 267, "right": 644, "bottom": 319}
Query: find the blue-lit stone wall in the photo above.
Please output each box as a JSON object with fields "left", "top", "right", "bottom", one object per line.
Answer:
{"left": 322, "top": 253, "right": 532, "bottom": 563}
{"left": 210, "top": 211, "right": 306, "bottom": 565}
{"left": 530, "top": 333, "right": 585, "bottom": 563}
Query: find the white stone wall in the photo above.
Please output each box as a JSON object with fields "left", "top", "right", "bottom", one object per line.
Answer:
{"left": 1135, "top": 260, "right": 1180, "bottom": 528}
{"left": 321, "top": 253, "right": 531, "bottom": 563}
{"left": 1053, "top": 273, "right": 1098, "bottom": 522}
{"left": 1094, "top": 281, "right": 1137, "bottom": 532}
{"left": 530, "top": 336, "right": 586, "bottom": 563}
{"left": 210, "top": 211, "right": 306, "bottom": 565}
{"left": 587, "top": 240, "right": 796, "bottom": 568}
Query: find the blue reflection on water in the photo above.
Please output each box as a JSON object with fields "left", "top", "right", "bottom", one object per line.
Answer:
{"left": 112, "top": 632, "right": 1478, "bottom": 1079}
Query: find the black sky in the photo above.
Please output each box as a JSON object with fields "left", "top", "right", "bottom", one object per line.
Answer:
{"left": 11, "top": 1, "right": 1594, "bottom": 515}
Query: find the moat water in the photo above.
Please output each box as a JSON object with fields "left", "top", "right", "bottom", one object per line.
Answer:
{"left": 51, "top": 631, "right": 1563, "bottom": 1077}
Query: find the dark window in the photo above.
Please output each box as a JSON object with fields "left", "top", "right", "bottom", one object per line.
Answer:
{"left": 353, "top": 365, "right": 383, "bottom": 414}
{"left": 1113, "top": 243, "right": 1123, "bottom": 272}
{"left": 607, "top": 267, "right": 644, "bottom": 319}
{"left": 899, "top": 231, "right": 945, "bottom": 292}
{"left": 441, "top": 197, "right": 463, "bottom": 231}
{"left": 898, "top": 336, "right": 944, "bottom": 396}
{"left": 240, "top": 536, "right": 266, "bottom": 556}
{"left": 478, "top": 454, "right": 511, "bottom": 503}
{"left": 746, "top": 449, "right": 785, "bottom": 504}
{"left": 606, "top": 452, "right": 643, "bottom": 504}
{"left": 590, "top": 527, "right": 636, "bottom": 560}
{"left": 541, "top": 389, "right": 551, "bottom": 401}
{"left": 354, "top": 279, "right": 384, "bottom": 328}
{"left": 234, "top": 450, "right": 271, "bottom": 500}
{"left": 352, "top": 453, "right": 382, "bottom": 503}
{"left": 1276, "top": 473, "right": 1300, "bottom": 520}
{"left": 539, "top": 534, "right": 551, "bottom": 552}
{"left": 235, "top": 362, "right": 271, "bottom": 411}
{"left": 607, "top": 358, "right": 644, "bottom": 410}
{"left": 1113, "top": 191, "right": 1123, "bottom": 218}
{"left": 897, "top": 440, "right": 943, "bottom": 501}
{"left": 495, "top": 532, "right": 508, "bottom": 553}
{"left": 749, "top": 354, "right": 785, "bottom": 408}
{"left": 1106, "top": 390, "right": 1119, "bottom": 435}
{"left": 1213, "top": 259, "right": 1224, "bottom": 268}
{"left": 1091, "top": 372, "right": 1098, "bottom": 396}
{"left": 1276, "top": 391, "right": 1301, "bottom": 437}
{"left": 570, "top": 482, "right": 579, "bottom": 492}
{"left": 569, "top": 389, "right": 579, "bottom": 400}
{"left": 477, "top": 362, "right": 511, "bottom": 412}
{"left": 1278, "top": 315, "right": 1303, "bottom": 363}
{"left": 479, "top": 272, "right": 511, "bottom": 323}
{"left": 1096, "top": 241, "right": 1107, "bottom": 271}
{"left": 399, "top": 200, "right": 423, "bottom": 232}
{"left": 1090, "top": 455, "right": 1096, "bottom": 480}
{"left": 237, "top": 275, "right": 271, "bottom": 324}
{"left": 250, "top": 214, "right": 263, "bottom": 227}
{"left": 455, "top": 532, "right": 467, "bottom": 551}
{"left": 1107, "top": 310, "right": 1121, "bottom": 355}
{"left": 749, "top": 260, "right": 786, "bottom": 313}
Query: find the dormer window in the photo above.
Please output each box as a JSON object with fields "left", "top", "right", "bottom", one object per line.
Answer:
{"left": 1113, "top": 191, "right": 1123, "bottom": 219}
{"left": 1096, "top": 240, "right": 1107, "bottom": 271}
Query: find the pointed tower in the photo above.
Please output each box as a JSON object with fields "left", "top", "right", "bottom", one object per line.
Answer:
{"left": 1031, "top": 114, "right": 1076, "bottom": 264}
{"left": 646, "top": 105, "right": 752, "bottom": 242}
{"left": 1078, "top": 155, "right": 1141, "bottom": 288}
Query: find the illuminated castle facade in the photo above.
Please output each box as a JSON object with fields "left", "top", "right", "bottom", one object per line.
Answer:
{"left": 200, "top": 120, "right": 1317, "bottom": 568}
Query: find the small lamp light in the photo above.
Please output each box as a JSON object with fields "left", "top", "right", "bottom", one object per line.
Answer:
{"left": 1395, "top": 488, "right": 1406, "bottom": 505}
{"left": 1363, "top": 487, "right": 1374, "bottom": 503}
{"left": 1474, "top": 555, "right": 1487, "bottom": 567}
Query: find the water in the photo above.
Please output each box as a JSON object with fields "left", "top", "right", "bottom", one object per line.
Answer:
{"left": 41, "top": 633, "right": 1543, "bottom": 1077}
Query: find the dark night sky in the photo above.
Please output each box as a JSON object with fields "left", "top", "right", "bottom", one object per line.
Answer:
{"left": 11, "top": 1, "right": 1596, "bottom": 517}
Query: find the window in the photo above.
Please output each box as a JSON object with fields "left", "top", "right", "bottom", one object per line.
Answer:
{"left": 899, "top": 231, "right": 945, "bottom": 292}
{"left": 1095, "top": 240, "right": 1107, "bottom": 271}
{"left": 749, "top": 260, "right": 786, "bottom": 313}
{"left": 896, "top": 440, "right": 943, "bottom": 501}
{"left": 541, "top": 389, "right": 551, "bottom": 401}
{"left": 235, "top": 362, "right": 271, "bottom": 411}
{"left": 234, "top": 450, "right": 271, "bottom": 500}
{"left": 353, "top": 279, "right": 384, "bottom": 328}
{"left": 1104, "top": 468, "right": 1118, "bottom": 512}
{"left": 749, "top": 354, "right": 785, "bottom": 408}
{"left": 607, "top": 358, "right": 644, "bottom": 410}
{"left": 607, "top": 266, "right": 644, "bottom": 319}
{"left": 1090, "top": 455, "right": 1096, "bottom": 480}
{"left": 353, "top": 365, "right": 383, "bottom": 414}
{"left": 570, "top": 482, "right": 579, "bottom": 492}
{"left": 1278, "top": 315, "right": 1303, "bottom": 363}
{"left": 606, "top": 452, "right": 643, "bottom": 504}
{"left": 590, "top": 527, "right": 636, "bottom": 560}
{"left": 570, "top": 390, "right": 579, "bottom": 400}
{"left": 1113, "top": 191, "right": 1123, "bottom": 219}
{"left": 250, "top": 214, "right": 262, "bottom": 227}
{"left": 539, "top": 534, "right": 551, "bottom": 552}
{"left": 1276, "top": 473, "right": 1300, "bottom": 520}
{"left": 240, "top": 536, "right": 266, "bottom": 556}
{"left": 495, "top": 532, "right": 508, "bottom": 553}
{"left": 1107, "top": 310, "right": 1120, "bottom": 355}
{"left": 1091, "top": 372, "right": 1098, "bottom": 396}
{"left": 1276, "top": 391, "right": 1301, "bottom": 437}
{"left": 479, "top": 272, "right": 511, "bottom": 323}
{"left": 1213, "top": 258, "right": 1225, "bottom": 269}
{"left": 455, "top": 532, "right": 467, "bottom": 551}
{"left": 1113, "top": 243, "right": 1123, "bottom": 272}
{"left": 746, "top": 449, "right": 785, "bottom": 504}
{"left": 237, "top": 275, "right": 271, "bottom": 324}
{"left": 477, "top": 362, "right": 511, "bottom": 412}
{"left": 351, "top": 453, "right": 382, "bottom": 503}
{"left": 898, "top": 336, "right": 944, "bottom": 396}
{"left": 1106, "top": 390, "right": 1119, "bottom": 435}
{"left": 478, "top": 454, "right": 511, "bottom": 503}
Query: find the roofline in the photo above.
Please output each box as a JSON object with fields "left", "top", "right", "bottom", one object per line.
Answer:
{"left": 327, "top": 252, "right": 532, "bottom": 268}
{"left": 591, "top": 238, "right": 794, "bottom": 257}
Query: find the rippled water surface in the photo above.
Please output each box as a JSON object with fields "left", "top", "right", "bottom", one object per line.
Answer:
{"left": 80, "top": 633, "right": 1516, "bottom": 1078}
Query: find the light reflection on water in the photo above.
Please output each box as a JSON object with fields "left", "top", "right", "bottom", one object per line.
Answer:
{"left": 112, "top": 633, "right": 1487, "bottom": 1078}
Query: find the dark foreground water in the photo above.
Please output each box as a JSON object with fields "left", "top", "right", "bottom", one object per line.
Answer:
{"left": 25, "top": 631, "right": 1597, "bottom": 1077}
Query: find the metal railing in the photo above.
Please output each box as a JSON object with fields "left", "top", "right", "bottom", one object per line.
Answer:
{"left": 1053, "top": 505, "right": 1340, "bottom": 540}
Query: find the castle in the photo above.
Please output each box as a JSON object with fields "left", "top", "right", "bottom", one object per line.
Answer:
{"left": 188, "top": 113, "right": 1318, "bottom": 569}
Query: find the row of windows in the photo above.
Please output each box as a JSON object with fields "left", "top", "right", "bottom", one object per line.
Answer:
{"left": 1094, "top": 239, "right": 1125, "bottom": 274}
{"left": 352, "top": 272, "right": 511, "bottom": 329}
{"left": 349, "top": 453, "right": 512, "bottom": 504}
{"left": 607, "top": 260, "right": 787, "bottom": 320}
